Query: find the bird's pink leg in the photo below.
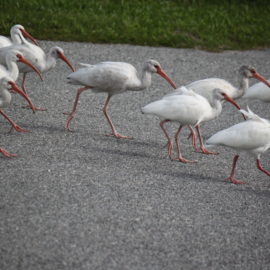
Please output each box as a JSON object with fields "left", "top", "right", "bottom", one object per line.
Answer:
{"left": 256, "top": 159, "right": 270, "bottom": 176}
{"left": 174, "top": 125, "right": 197, "bottom": 163}
{"left": 0, "top": 148, "right": 17, "bottom": 157}
{"left": 195, "top": 125, "right": 218, "bottom": 155}
{"left": 21, "top": 73, "right": 28, "bottom": 94}
{"left": 225, "top": 155, "right": 245, "bottom": 184}
{"left": 65, "top": 86, "right": 92, "bottom": 131}
{"left": 187, "top": 125, "right": 198, "bottom": 150}
{"left": 21, "top": 73, "right": 46, "bottom": 111}
{"left": 159, "top": 120, "right": 173, "bottom": 159}
{"left": 103, "top": 95, "right": 132, "bottom": 139}
{"left": 0, "top": 109, "right": 29, "bottom": 132}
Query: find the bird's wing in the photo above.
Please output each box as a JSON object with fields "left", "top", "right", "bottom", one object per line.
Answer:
{"left": 67, "top": 63, "right": 132, "bottom": 90}
{"left": 162, "top": 86, "right": 197, "bottom": 99}
{"left": 243, "top": 79, "right": 270, "bottom": 101}
{"left": 206, "top": 120, "right": 270, "bottom": 150}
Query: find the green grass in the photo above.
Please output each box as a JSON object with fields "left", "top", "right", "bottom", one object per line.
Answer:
{"left": 0, "top": 0, "right": 269, "bottom": 51}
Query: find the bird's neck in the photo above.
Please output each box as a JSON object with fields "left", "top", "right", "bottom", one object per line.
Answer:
{"left": 7, "top": 60, "right": 19, "bottom": 81}
{"left": 0, "top": 89, "right": 12, "bottom": 107}
{"left": 235, "top": 76, "right": 249, "bottom": 99}
{"left": 140, "top": 69, "right": 152, "bottom": 90}
{"left": 44, "top": 53, "right": 57, "bottom": 72}
{"left": 211, "top": 99, "right": 223, "bottom": 118}
{"left": 11, "top": 33, "right": 22, "bottom": 45}
{"left": 17, "top": 31, "right": 29, "bottom": 46}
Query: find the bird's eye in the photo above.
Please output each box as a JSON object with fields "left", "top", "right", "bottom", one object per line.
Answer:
{"left": 250, "top": 69, "right": 256, "bottom": 74}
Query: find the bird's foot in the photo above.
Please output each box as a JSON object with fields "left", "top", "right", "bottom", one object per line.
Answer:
{"left": 9, "top": 125, "right": 29, "bottom": 133}
{"left": 0, "top": 148, "right": 17, "bottom": 157}
{"left": 65, "top": 113, "right": 76, "bottom": 132}
{"left": 174, "top": 157, "right": 197, "bottom": 163}
{"left": 225, "top": 177, "right": 246, "bottom": 185}
{"left": 22, "top": 105, "right": 47, "bottom": 111}
{"left": 63, "top": 111, "right": 71, "bottom": 115}
{"left": 105, "top": 133, "right": 133, "bottom": 139}
{"left": 195, "top": 147, "right": 219, "bottom": 155}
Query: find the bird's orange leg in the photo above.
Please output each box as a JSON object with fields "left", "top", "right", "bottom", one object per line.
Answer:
{"left": 256, "top": 159, "right": 270, "bottom": 176}
{"left": 187, "top": 125, "right": 198, "bottom": 150}
{"left": 174, "top": 125, "right": 197, "bottom": 163}
{"left": 0, "top": 148, "right": 17, "bottom": 157}
{"left": 21, "top": 73, "right": 46, "bottom": 111}
{"left": 65, "top": 86, "right": 92, "bottom": 131}
{"left": 225, "top": 155, "right": 245, "bottom": 184}
{"left": 159, "top": 120, "right": 173, "bottom": 159}
{"left": 195, "top": 125, "right": 218, "bottom": 155}
{"left": 103, "top": 95, "right": 132, "bottom": 139}
{"left": 0, "top": 109, "right": 29, "bottom": 132}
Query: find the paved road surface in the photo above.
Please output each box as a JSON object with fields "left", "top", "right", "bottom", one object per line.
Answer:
{"left": 1, "top": 41, "right": 270, "bottom": 270}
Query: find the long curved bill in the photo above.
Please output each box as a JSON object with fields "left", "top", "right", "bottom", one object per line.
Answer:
{"left": 17, "top": 54, "right": 43, "bottom": 81}
{"left": 252, "top": 71, "right": 270, "bottom": 88}
{"left": 20, "top": 28, "right": 38, "bottom": 46}
{"left": 156, "top": 66, "right": 177, "bottom": 89}
{"left": 8, "top": 81, "right": 36, "bottom": 113}
{"left": 57, "top": 51, "right": 75, "bottom": 72}
{"left": 223, "top": 93, "right": 246, "bottom": 120}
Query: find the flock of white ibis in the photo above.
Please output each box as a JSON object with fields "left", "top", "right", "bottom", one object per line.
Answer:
{"left": 1, "top": 24, "right": 270, "bottom": 184}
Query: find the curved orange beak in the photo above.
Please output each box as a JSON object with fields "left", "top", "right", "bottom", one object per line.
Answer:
{"left": 223, "top": 93, "right": 246, "bottom": 120}
{"left": 8, "top": 81, "right": 35, "bottom": 113}
{"left": 57, "top": 51, "right": 75, "bottom": 72}
{"left": 20, "top": 28, "right": 38, "bottom": 46}
{"left": 17, "top": 54, "right": 43, "bottom": 81}
{"left": 252, "top": 71, "right": 270, "bottom": 88}
{"left": 156, "top": 66, "right": 177, "bottom": 89}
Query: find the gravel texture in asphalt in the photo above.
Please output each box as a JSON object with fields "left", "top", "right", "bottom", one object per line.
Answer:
{"left": 1, "top": 41, "right": 270, "bottom": 270}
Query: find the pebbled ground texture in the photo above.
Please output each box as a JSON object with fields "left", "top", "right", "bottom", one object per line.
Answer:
{"left": 0, "top": 41, "right": 270, "bottom": 270}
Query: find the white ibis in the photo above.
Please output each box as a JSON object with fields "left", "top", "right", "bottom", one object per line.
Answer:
{"left": 142, "top": 87, "right": 241, "bottom": 162}
{"left": 0, "top": 76, "right": 35, "bottom": 132}
{"left": 206, "top": 107, "right": 270, "bottom": 184}
{"left": 0, "top": 24, "right": 38, "bottom": 48}
{"left": 166, "top": 65, "right": 270, "bottom": 153}
{"left": 0, "top": 49, "right": 43, "bottom": 82}
{"left": 0, "top": 43, "right": 75, "bottom": 110}
{"left": 243, "top": 78, "right": 270, "bottom": 102}
{"left": 65, "top": 60, "right": 176, "bottom": 139}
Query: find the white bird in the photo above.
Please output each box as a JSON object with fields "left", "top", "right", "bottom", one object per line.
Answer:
{"left": 142, "top": 87, "right": 241, "bottom": 162}
{"left": 0, "top": 76, "right": 35, "bottom": 132}
{"left": 0, "top": 42, "right": 75, "bottom": 110}
{"left": 0, "top": 24, "right": 37, "bottom": 48}
{"left": 165, "top": 65, "right": 270, "bottom": 153}
{"left": 65, "top": 59, "right": 177, "bottom": 139}
{"left": 0, "top": 49, "right": 43, "bottom": 82}
{"left": 243, "top": 78, "right": 270, "bottom": 102}
{"left": 206, "top": 108, "right": 270, "bottom": 184}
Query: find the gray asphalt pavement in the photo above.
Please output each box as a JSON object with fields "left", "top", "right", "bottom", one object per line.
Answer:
{"left": 1, "top": 41, "right": 270, "bottom": 270}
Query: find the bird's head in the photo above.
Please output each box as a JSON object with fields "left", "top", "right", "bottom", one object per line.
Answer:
{"left": 9, "top": 50, "right": 43, "bottom": 81}
{"left": 11, "top": 24, "right": 38, "bottom": 45}
{"left": 144, "top": 59, "right": 177, "bottom": 89}
{"left": 51, "top": 46, "right": 75, "bottom": 72}
{"left": 1, "top": 76, "right": 36, "bottom": 113}
{"left": 239, "top": 65, "right": 270, "bottom": 87}
{"left": 213, "top": 88, "right": 244, "bottom": 119}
